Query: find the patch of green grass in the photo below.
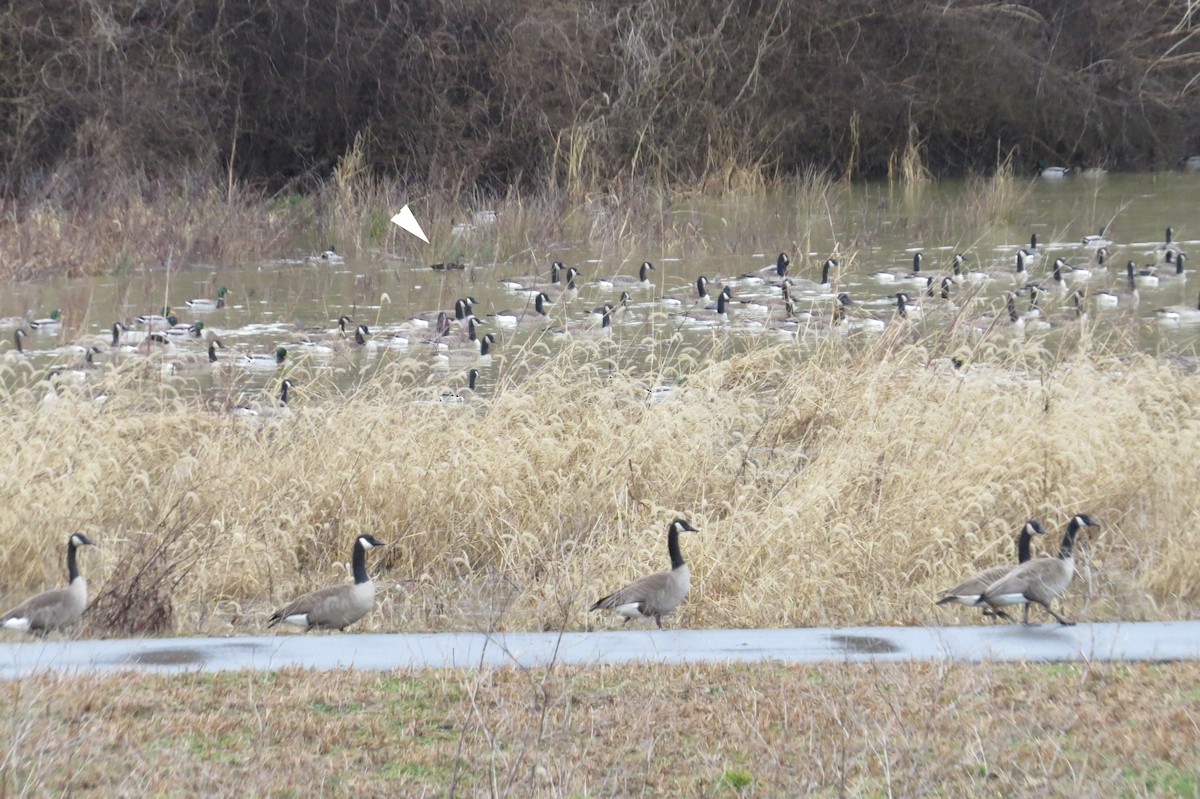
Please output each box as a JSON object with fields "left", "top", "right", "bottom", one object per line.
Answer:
{"left": 1122, "top": 762, "right": 1200, "bottom": 797}
{"left": 721, "top": 768, "right": 753, "bottom": 792}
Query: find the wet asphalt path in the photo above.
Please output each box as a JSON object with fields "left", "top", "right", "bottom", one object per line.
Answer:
{"left": 2, "top": 621, "right": 1198, "bottom": 677}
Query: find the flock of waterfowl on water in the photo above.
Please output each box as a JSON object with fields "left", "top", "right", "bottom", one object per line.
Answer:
{"left": 2, "top": 220, "right": 1195, "bottom": 411}
{"left": 0, "top": 214, "right": 1174, "bottom": 639}
{"left": 3, "top": 512, "right": 1101, "bottom": 637}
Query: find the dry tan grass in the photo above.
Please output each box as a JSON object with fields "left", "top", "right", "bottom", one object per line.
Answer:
{"left": 2, "top": 661, "right": 1198, "bottom": 797}
{"left": 1, "top": 317, "right": 1198, "bottom": 637}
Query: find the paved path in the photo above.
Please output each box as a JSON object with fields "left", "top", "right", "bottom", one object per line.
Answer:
{"left": 2, "top": 621, "right": 1198, "bottom": 678}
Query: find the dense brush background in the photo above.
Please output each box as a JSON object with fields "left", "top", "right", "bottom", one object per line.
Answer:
{"left": 3, "top": 0, "right": 1199, "bottom": 201}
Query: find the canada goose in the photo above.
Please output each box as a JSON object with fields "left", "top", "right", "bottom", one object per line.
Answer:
{"left": 492, "top": 292, "right": 551, "bottom": 328}
{"left": 1157, "top": 226, "right": 1181, "bottom": 257}
{"left": 790, "top": 259, "right": 837, "bottom": 294}
{"left": 47, "top": 346, "right": 102, "bottom": 385}
{"left": 1095, "top": 261, "right": 1139, "bottom": 309}
{"left": 590, "top": 519, "right": 698, "bottom": 628}
{"left": 977, "top": 513, "right": 1100, "bottom": 625}
{"left": 431, "top": 317, "right": 486, "bottom": 350}
{"left": 1154, "top": 289, "right": 1200, "bottom": 323}
{"left": 404, "top": 298, "right": 476, "bottom": 330}
{"left": 109, "top": 321, "right": 148, "bottom": 349}
{"left": 736, "top": 253, "right": 789, "bottom": 284}
{"left": 439, "top": 368, "right": 480, "bottom": 403}
{"left": 1050, "top": 259, "right": 1071, "bottom": 293}
{"left": 1, "top": 533, "right": 96, "bottom": 635}
{"left": 1056, "top": 257, "right": 1092, "bottom": 285}
{"left": 784, "top": 292, "right": 854, "bottom": 335}
{"left": 660, "top": 275, "right": 713, "bottom": 308}
{"left": 895, "top": 291, "right": 920, "bottom": 319}
{"left": 267, "top": 535, "right": 386, "bottom": 631}
{"left": 1018, "top": 233, "right": 1042, "bottom": 265}
{"left": 1081, "top": 226, "right": 1111, "bottom": 248}
{"left": 1133, "top": 260, "right": 1160, "bottom": 289}
{"left": 984, "top": 250, "right": 1031, "bottom": 286}
{"left": 967, "top": 291, "right": 1025, "bottom": 335}
{"left": 297, "top": 316, "right": 354, "bottom": 348}
{"left": 680, "top": 287, "right": 732, "bottom": 326}
{"left": 434, "top": 332, "right": 496, "bottom": 364}
{"left": 237, "top": 346, "right": 288, "bottom": 370}
{"left": 185, "top": 286, "right": 229, "bottom": 311}
{"left": 29, "top": 310, "right": 63, "bottom": 330}
{"left": 603, "top": 291, "right": 634, "bottom": 320}
{"left": 546, "top": 307, "right": 613, "bottom": 337}
{"left": 949, "top": 253, "right": 980, "bottom": 284}
{"left": 235, "top": 378, "right": 294, "bottom": 418}
{"left": 936, "top": 520, "right": 1048, "bottom": 614}
{"left": 538, "top": 267, "right": 582, "bottom": 300}
{"left": 591, "top": 293, "right": 629, "bottom": 322}
{"left": 743, "top": 282, "right": 796, "bottom": 317}
{"left": 1156, "top": 251, "right": 1187, "bottom": 283}
{"left": 501, "top": 261, "right": 562, "bottom": 292}
{"left": 875, "top": 252, "right": 926, "bottom": 285}
{"left": 596, "top": 261, "right": 656, "bottom": 289}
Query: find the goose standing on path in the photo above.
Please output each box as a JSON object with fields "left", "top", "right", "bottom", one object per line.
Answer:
{"left": 590, "top": 519, "right": 698, "bottom": 629}
{"left": 2, "top": 533, "right": 96, "bottom": 635}
{"left": 977, "top": 514, "right": 1100, "bottom": 625}
{"left": 267, "top": 535, "right": 387, "bottom": 631}
{"left": 936, "top": 520, "right": 1047, "bottom": 616}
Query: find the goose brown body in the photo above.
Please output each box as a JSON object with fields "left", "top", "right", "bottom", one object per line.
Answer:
{"left": 978, "top": 514, "right": 1099, "bottom": 625}
{"left": 1, "top": 533, "right": 95, "bottom": 635}
{"left": 936, "top": 520, "right": 1047, "bottom": 613}
{"left": 267, "top": 535, "right": 386, "bottom": 631}
{"left": 591, "top": 519, "right": 697, "bottom": 628}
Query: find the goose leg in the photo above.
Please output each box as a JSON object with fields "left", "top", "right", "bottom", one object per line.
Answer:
{"left": 1040, "top": 602, "right": 1075, "bottom": 626}
{"left": 1022, "top": 603, "right": 1032, "bottom": 626}
{"left": 990, "top": 608, "right": 1014, "bottom": 623}
{"left": 655, "top": 615, "right": 663, "bottom": 630}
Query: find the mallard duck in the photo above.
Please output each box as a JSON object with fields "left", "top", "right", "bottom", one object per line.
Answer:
{"left": 134, "top": 309, "right": 176, "bottom": 332}
{"left": 237, "top": 346, "right": 288, "bottom": 370}
{"left": 317, "top": 246, "right": 344, "bottom": 263}
{"left": 185, "top": 286, "right": 229, "bottom": 311}
{"left": 1037, "top": 161, "right": 1070, "bottom": 178}
{"left": 29, "top": 310, "right": 63, "bottom": 331}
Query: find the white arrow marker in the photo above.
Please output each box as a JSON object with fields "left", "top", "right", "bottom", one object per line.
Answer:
{"left": 391, "top": 204, "right": 429, "bottom": 244}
